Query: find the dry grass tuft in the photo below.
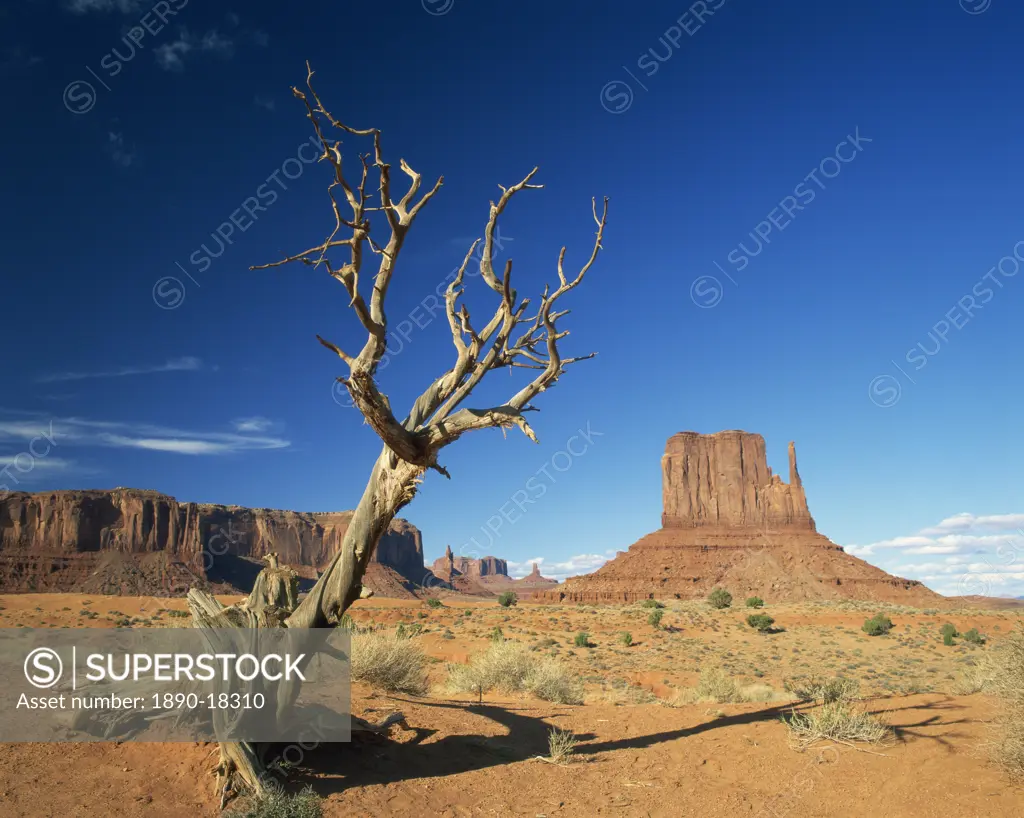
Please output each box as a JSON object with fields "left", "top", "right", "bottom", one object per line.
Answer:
{"left": 982, "top": 628, "right": 1024, "bottom": 778}
{"left": 547, "top": 727, "right": 578, "bottom": 763}
{"left": 599, "top": 678, "right": 658, "bottom": 706}
{"left": 739, "top": 683, "right": 780, "bottom": 703}
{"left": 786, "top": 676, "right": 860, "bottom": 704}
{"left": 226, "top": 784, "right": 322, "bottom": 818}
{"left": 665, "top": 670, "right": 780, "bottom": 706}
{"left": 350, "top": 630, "right": 429, "bottom": 695}
{"left": 527, "top": 656, "right": 586, "bottom": 704}
{"left": 447, "top": 640, "right": 583, "bottom": 704}
{"left": 694, "top": 668, "right": 743, "bottom": 703}
{"left": 784, "top": 701, "right": 892, "bottom": 748}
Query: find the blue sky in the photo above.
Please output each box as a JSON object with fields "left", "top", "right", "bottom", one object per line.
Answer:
{"left": 2, "top": 0, "right": 1022, "bottom": 596}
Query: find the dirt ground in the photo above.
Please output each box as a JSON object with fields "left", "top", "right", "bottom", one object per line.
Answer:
{"left": 0, "top": 592, "right": 1021, "bottom": 817}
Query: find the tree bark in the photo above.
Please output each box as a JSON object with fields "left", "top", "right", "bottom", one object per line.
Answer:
{"left": 286, "top": 448, "right": 424, "bottom": 630}
{"left": 206, "top": 446, "right": 423, "bottom": 797}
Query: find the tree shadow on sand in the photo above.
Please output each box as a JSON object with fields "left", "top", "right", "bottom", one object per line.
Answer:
{"left": 294, "top": 698, "right": 799, "bottom": 794}
{"left": 862, "top": 694, "right": 979, "bottom": 750}
{"left": 283, "top": 694, "right": 978, "bottom": 795}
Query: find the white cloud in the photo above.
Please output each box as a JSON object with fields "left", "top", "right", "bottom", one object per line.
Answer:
{"left": 105, "top": 131, "right": 137, "bottom": 167}
{"left": 97, "top": 436, "right": 237, "bottom": 455}
{"left": 231, "top": 417, "right": 272, "bottom": 433}
{"left": 0, "top": 412, "right": 289, "bottom": 457}
{"left": 0, "top": 47, "right": 44, "bottom": 75}
{"left": 155, "top": 28, "right": 233, "bottom": 71}
{"left": 36, "top": 357, "right": 202, "bottom": 383}
{"left": 253, "top": 95, "right": 276, "bottom": 112}
{"left": 845, "top": 514, "right": 1024, "bottom": 598}
{"left": 920, "top": 512, "right": 1024, "bottom": 535}
{"left": 65, "top": 0, "right": 145, "bottom": 13}
{"left": 0, "top": 456, "right": 74, "bottom": 472}
{"left": 506, "top": 551, "right": 614, "bottom": 582}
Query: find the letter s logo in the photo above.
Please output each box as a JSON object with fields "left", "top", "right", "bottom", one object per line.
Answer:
{"left": 25, "top": 648, "right": 63, "bottom": 689}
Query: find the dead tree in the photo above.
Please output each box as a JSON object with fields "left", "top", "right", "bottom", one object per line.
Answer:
{"left": 193, "top": 62, "right": 608, "bottom": 797}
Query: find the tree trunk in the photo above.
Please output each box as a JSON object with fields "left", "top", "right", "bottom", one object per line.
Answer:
{"left": 286, "top": 448, "right": 424, "bottom": 629}
{"left": 211, "top": 447, "right": 424, "bottom": 798}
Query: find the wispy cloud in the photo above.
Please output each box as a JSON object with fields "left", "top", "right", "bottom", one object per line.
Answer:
{"left": 0, "top": 47, "right": 43, "bottom": 76}
{"left": 845, "top": 513, "right": 1024, "bottom": 597}
{"left": 36, "top": 356, "right": 203, "bottom": 384}
{"left": 253, "top": 95, "right": 276, "bottom": 112}
{"left": 65, "top": 0, "right": 145, "bottom": 13}
{"left": 506, "top": 551, "right": 614, "bottom": 582}
{"left": 106, "top": 131, "right": 137, "bottom": 167}
{"left": 919, "top": 512, "right": 1024, "bottom": 536}
{"left": 155, "top": 28, "right": 234, "bottom": 71}
{"left": 0, "top": 412, "right": 289, "bottom": 457}
{"left": 0, "top": 456, "right": 74, "bottom": 472}
{"left": 232, "top": 417, "right": 272, "bottom": 433}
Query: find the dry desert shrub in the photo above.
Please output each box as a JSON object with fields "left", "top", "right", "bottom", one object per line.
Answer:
{"left": 547, "top": 727, "right": 578, "bottom": 763}
{"left": 527, "top": 657, "right": 586, "bottom": 704}
{"left": 446, "top": 640, "right": 583, "bottom": 704}
{"left": 950, "top": 660, "right": 990, "bottom": 695}
{"left": 599, "top": 678, "right": 658, "bottom": 706}
{"left": 739, "top": 683, "right": 780, "bottom": 703}
{"left": 350, "top": 630, "right": 429, "bottom": 695}
{"left": 695, "top": 668, "right": 742, "bottom": 702}
{"left": 981, "top": 628, "right": 1024, "bottom": 778}
{"left": 226, "top": 784, "right": 322, "bottom": 818}
{"left": 784, "top": 701, "right": 892, "bottom": 748}
{"left": 785, "top": 675, "right": 860, "bottom": 704}
{"left": 666, "top": 669, "right": 779, "bottom": 706}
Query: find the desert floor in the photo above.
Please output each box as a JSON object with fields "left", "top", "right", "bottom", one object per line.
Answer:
{"left": 0, "top": 592, "right": 1020, "bottom": 817}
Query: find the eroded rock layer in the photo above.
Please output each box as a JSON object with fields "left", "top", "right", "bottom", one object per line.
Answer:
{"left": 429, "top": 548, "right": 557, "bottom": 597}
{"left": 431, "top": 546, "right": 508, "bottom": 583}
{"left": 0, "top": 488, "right": 429, "bottom": 597}
{"left": 535, "top": 431, "right": 943, "bottom": 605}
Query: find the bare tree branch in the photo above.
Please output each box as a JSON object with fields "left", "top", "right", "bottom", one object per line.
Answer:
{"left": 251, "top": 61, "right": 607, "bottom": 615}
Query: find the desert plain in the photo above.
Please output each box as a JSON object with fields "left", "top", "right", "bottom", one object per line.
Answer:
{"left": 0, "top": 590, "right": 1019, "bottom": 818}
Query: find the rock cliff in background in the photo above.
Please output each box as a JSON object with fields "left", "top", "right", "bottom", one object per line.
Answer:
{"left": 536, "top": 431, "right": 944, "bottom": 605}
{"left": 430, "top": 547, "right": 556, "bottom": 597}
{"left": 662, "top": 432, "right": 813, "bottom": 530}
{"left": 512, "top": 562, "right": 559, "bottom": 595}
{"left": 431, "top": 546, "right": 508, "bottom": 582}
{"left": 0, "top": 489, "right": 430, "bottom": 597}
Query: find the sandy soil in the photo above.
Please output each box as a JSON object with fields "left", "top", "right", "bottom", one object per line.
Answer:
{"left": 0, "top": 593, "right": 1020, "bottom": 817}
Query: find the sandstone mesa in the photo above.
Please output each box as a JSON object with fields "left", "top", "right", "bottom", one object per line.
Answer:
{"left": 0, "top": 430, "right": 945, "bottom": 605}
{"left": 535, "top": 430, "right": 943, "bottom": 605}
{"left": 0, "top": 488, "right": 434, "bottom": 598}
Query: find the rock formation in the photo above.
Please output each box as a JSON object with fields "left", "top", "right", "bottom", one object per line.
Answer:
{"left": 536, "top": 431, "right": 943, "bottom": 605}
{"left": 430, "top": 546, "right": 508, "bottom": 583}
{"left": 662, "top": 432, "right": 813, "bottom": 530}
{"left": 0, "top": 488, "right": 433, "bottom": 597}
{"left": 512, "top": 562, "right": 559, "bottom": 595}
{"left": 430, "top": 548, "right": 557, "bottom": 597}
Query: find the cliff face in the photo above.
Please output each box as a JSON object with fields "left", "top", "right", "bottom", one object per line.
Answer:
{"left": 662, "top": 431, "right": 814, "bottom": 530}
{"left": 536, "top": 431, "right": 943, "bottom": 606}
{"left": 0, "top": 489, "right": 426, "bottom": 596}
{"left": 430, "top": 546, "right": 508, "bottom": 582}
{"left": 429, "top": 548, "right": 555, "bottom": 597}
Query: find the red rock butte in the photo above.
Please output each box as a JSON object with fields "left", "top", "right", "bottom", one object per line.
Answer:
{"left": 431, "top": 546, "right": 557, "bottom": 597}
{"left": 535, "top": 430, "right": 943, "bottom": 605}
{"left": 0, "top": 489, "right": 431, "bottom": 598}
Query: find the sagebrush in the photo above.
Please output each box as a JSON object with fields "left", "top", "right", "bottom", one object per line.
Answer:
{"left": 226, "top": 785, "right": 322, "bottom": 818}
{"left": 350, "top": 630, "right": 428, "bottom": 695}
{"left": 446, "top": 640, "right": 583, "bottom": 704}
